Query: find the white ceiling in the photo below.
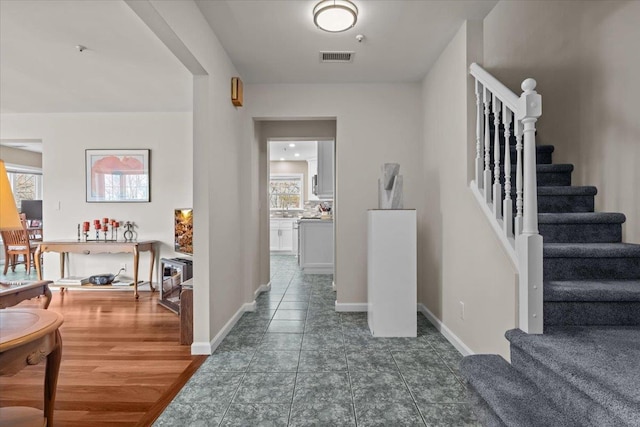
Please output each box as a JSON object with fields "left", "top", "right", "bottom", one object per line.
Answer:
{"left": 270, "top": 140, "right": 318, "bottom": 162}
{"left": 0, "top": 0, "right": 191, "bottom": 113}
{"left": 196, "top": 0, "right": 497, "bottom": 84}
{"left": 0, "top": 0, "right": 497, "bottom": 114}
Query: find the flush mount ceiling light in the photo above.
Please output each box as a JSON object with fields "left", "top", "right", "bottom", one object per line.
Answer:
{"left": 313, "top": 0, "right": 358, "bottom": 33}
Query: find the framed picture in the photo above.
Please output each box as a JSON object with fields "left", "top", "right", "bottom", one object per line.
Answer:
{"left": 86, "top": 149, "right": 150, "bottom": 202}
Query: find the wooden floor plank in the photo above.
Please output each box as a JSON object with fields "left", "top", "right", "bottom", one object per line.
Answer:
{"left": 0, "top": 290, "right": 206, "bottom": 426}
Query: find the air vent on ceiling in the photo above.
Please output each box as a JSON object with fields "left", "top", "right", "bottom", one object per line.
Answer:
{"left": 320, "top": 51, "right": 354, "bottom": 63}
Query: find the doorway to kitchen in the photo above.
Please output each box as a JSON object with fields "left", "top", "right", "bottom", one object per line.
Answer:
{"left": 267, "top": 137, "right": 335, "bottom": 279}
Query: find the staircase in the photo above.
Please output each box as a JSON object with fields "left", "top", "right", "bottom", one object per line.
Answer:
{"left": 462, "top": 68, "right": 640, "bottom": 426}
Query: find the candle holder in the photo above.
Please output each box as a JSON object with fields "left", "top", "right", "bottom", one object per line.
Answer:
{"left": 80, "top": 218, "right": 121, "bottom": 241}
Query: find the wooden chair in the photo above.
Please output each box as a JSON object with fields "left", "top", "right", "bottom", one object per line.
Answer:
{"left": 1, "top": 228, "right": 38, "bottom": 275}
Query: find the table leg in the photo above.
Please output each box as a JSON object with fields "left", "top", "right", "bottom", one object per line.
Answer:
{"left": 44, "top": 329, "right": 62, "bottom": 426}
{"left": 35, "top": 245, "right": 43, "bottom": 280}
{"left": 148, "top": 245, "right": 156, "bottom": 292}
{"left": 43, "top": 285, "right": 52, "bottom": 309}
{"left": 59, "top": 252, "right": 66, "bottom": 279}
{"left": 133, "top": 247, "right": 140, "bottom": 299}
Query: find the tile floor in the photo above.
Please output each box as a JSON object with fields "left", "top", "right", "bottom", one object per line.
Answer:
{"left": 155, "top": 255, "right": 478, "bottom": 426}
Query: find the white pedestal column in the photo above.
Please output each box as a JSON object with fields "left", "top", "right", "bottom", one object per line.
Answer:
{"left": 367, "top": 209, "right": 417, "bottom": 337}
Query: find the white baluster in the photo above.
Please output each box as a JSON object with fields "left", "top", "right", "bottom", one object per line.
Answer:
{"left": 514, "top": 121, "right": 523, "bottom": 236}
{"left": 483, "top": 87, "right": 492, "bottom": 203}
{"left": 502, "top": 106, "right": 513, "bottom": 237}
{"left": 515, "top": 78, "right": 543, "bottom": 334}
{"left": 475, "top": 80, "right": 484, "bottom": 187}
{"left": 492, "top": 95, "right": 502, "bottom": 219}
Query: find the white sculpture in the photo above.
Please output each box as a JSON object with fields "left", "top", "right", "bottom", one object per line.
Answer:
{"left": 378, "top": 163, "right": 403, "bottom": 209}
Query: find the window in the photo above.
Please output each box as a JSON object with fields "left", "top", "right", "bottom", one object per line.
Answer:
{"left": 269, "top": 174, "right": 303, "bottom": 210}
{"left": 7, "top": 171, "right": 43, "bottom": 210}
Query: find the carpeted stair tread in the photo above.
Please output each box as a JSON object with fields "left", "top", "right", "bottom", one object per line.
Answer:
{"left": 459, "top": 355, "right": 579, "bottom": 427}
{"left": 545, "top": 280, "right": 640, "bottom": 302}
{"left": 537, "top": 186, "right": 597, "bottom": 196}
{"left": 506, "top": 327, "right": 640, "bottom": 426}
{"left": 544, "top": 243, "right": 640, "bottom": 258}
{"left": 539, "top": 212, "right": 626, "bottom": 224}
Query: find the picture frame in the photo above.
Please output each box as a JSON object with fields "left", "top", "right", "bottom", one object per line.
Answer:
{"left": 85, "top": 149, "right": 150, "bottom": 202}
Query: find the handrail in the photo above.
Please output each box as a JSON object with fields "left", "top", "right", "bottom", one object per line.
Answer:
{"left": 469, "top": 63, "right": 543, "bottom": 334}
{"left": 470, "top": 63, "right": 519, "bottom": 113}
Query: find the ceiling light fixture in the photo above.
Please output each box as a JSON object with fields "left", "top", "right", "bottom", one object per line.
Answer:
{"left": 294, "top": 153, "right": 300, "bottom": 157}
{"left": 313, "top": 0, "right": 358, "bottom": 33}
{"left": 289, "top": 143, "right": 296, "bottom": 147}
{"left": 280, "top": 158, "right": 285, "bottom": 161}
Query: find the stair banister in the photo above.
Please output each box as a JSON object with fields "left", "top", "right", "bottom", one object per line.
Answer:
{"left": 469, "top": 63, "right": 543, "bottom": 334}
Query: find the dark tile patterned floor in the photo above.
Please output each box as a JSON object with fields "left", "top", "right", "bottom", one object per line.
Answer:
{"left": 155, "top": 255, "right": 478, "bottom": 426}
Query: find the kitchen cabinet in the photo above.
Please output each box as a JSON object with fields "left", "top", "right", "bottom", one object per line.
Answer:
{"left": 316, "top": 140, "right": 334, "bottom": 199}
{"left": 270, "top": 218, "right": 296, "bottom": 253}
{"left": 299, "top": 219, "right": 333, "bottom": 274}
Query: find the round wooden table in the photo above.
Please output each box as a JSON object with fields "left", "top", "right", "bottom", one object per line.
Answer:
{"left": 0, "top": 308, "right": 63, "bottom": 427}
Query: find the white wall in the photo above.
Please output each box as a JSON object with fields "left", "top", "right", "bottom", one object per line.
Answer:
{"left": 484, "top": 0, "right": 640, "bottom": 243}
{"left": 245, "top": 84, "right": 422, "bottom": 305}
{"left": 0, "top": 112, "right": 192, "bottom": 279}
{"left": 148, "top": 0, "right": 249, "bottom": 353}
{"left": 419, "top": 21, "right": 516, "bottom": 358}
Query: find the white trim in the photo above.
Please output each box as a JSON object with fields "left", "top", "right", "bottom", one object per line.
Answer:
{"left": 254, "top": 282, "right": 272, "bottom": 299}
{"left": 417, "top": 303, "right": 474, "bottom": 356}
{"left": 334, "top": 301, "right": 367, "bottom": 312}
{"left": 470, "top": 181, "right": 518, "bottom": 267}
{"left": 332, "top": 281, "right": 336, "bottom": 291}
{"left": 190, "top": 301, "right": 256, "bottom": 355}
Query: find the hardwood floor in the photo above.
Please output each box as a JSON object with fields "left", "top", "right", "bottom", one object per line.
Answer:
{"left": 0, "top": 289, "right": 206, "bottom": 427}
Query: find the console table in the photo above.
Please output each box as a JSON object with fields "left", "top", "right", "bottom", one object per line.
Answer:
{"left": 0, "top": 308, "right": 63, "bottom": 427}
{"left": 34, "top": 240, "right": 157, "bottom": 299}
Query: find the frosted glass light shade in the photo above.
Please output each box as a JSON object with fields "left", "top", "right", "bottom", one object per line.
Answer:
{"left": 313, "top": 0, "right": 358, "bottom": 33}
{"left": 0, "top": 160, "right": 22, "bottom": 230}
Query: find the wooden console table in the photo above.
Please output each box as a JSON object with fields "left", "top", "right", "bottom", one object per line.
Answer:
{"left": 0, "top": 308, "right": 63, "bottom": 427}
{"left": 34, "top": 240, "right": 157, "bottom": 299}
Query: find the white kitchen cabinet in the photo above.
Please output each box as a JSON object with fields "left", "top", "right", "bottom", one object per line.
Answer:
{"left": 299, "top": 219, "right": 333, "bottom": 274}
{"left": 316, "top": 140, "right": 334, "bottom": 199}
{"left": 270, "top": 218, "right": 296, "bottom": 253}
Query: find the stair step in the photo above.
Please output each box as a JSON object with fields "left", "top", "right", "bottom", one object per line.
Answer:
{"left": 496, "top": 164, "right": 573, "bottom": 187}
{"left": 544, "top": 243, "right": 640, "bottom": 280}
{"left": 506, "top": 327, "right": 640, "bottom": 426}
{"left": 459, "top": 355, "right": 578, "bottom": 427}
{"left": 544, "top": 280, "right": 640, "bottom": 326}
{"left": 490, "top": 144, "right": 554, "bottom": 164}
{"left": 539, "top": 213, "right": 625, "bottom": 243}
{"left": 537, "top": 186, "right": 597, "bottom": 213}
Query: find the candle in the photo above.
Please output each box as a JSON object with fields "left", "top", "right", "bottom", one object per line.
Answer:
{"left": 102, "top": 225, "right": 108, "bottom": 232}
{"left": 103, "top": 217, "right": 109, "bottom": 224}
{"left": 83, "top": 221, "right": 90, "bottom": 231}
{"left": 114, "top": 221, "right": 120, "bottom": 228}
{"left": 95, "top": 222, "right": 101, "bottom": 230}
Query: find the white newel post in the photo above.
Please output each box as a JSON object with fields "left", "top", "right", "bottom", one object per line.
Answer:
{"left": 492, "top": 95, "right": 502, "bottom": 219}
{"left": 502, "top": 107, "right": 513, "bottom": 238}
{"left": 475, "top": 80, "right": 484, "bottom": 187}
{"left": 515, "top": 78, "right": 543, "bottom": 334}
{"left": 483, "top": 87, "right": 492, "bottom": 203}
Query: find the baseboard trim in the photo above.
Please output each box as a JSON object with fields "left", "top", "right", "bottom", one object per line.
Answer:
{"left": 417, "top": 303, "right": 474, "bottom": 356}
{"left": 254, "top": 282, "right": 271, "bottom": 299}
{"left": 191, "top": 300, "right": 256, "bottom": 355}
{"left": 335, "top": 301, "right": 368, "bottom": 312}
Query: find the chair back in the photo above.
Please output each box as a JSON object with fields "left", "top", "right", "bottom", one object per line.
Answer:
{"left": 1, "top": 228, "right": 31, "bottom": 250}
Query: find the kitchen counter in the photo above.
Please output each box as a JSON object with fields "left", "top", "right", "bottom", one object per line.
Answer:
{"left": 298, "top": 219, "right": 334, "bottom": 274}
